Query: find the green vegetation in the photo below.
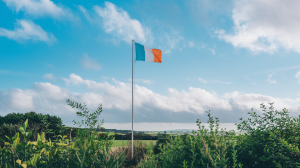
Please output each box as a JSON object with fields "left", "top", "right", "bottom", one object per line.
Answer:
{"left": 112, "top": 140, "right": 157, "bottom": 148}
{"left": 0, "top": 112, "right": 67, "bottom": 143}
{"left": 1, "top": 101, "right": 300, "bottom": 167}
{"left": 138, "top": 103, "right": 300, "bottom": 168}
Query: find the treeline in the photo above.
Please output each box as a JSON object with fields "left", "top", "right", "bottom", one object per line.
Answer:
{"left": 0, "top": 112, "right": 73, "bottom": 143}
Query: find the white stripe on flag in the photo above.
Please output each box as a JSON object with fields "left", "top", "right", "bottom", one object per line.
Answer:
{"left": 144, "top": 46, "right": 154, "bottom": 62}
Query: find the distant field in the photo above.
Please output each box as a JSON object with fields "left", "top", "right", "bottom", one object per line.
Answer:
{"left": 112, "top": 140, "right": 157, "bottom": 147}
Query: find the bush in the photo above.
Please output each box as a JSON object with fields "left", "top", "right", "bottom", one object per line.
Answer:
{"left": 153, "top": 136, "right": 171, "bottom": 155}
{"left": 139, "top": 111, "right": 240, "bottom": 168}
{"left": 235, "top": 103, "right": 300, "bottom": 167}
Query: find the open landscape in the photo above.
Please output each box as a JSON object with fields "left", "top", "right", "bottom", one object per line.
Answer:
{"left": 2, "top": 0, "right": 300, "bottom": 167}
{"left": 1, "top": 101, "right": 300, "bottom": 167}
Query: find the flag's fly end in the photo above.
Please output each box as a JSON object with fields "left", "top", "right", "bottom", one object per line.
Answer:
{"left": 135, "top": 42, "right": 162, "bottom": 63}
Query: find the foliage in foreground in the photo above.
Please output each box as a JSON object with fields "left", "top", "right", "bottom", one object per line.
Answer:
{"left": 138, "top": 103, "right": 300, "bottom": 168}
{"left": 2, "top": 101, "right": 300, "bottom": 168}
{"left": 0, "top": 99, "right": 125, "bottom": 168}
{"left": 0, "top": 119, "right": 125, "bottom": 168}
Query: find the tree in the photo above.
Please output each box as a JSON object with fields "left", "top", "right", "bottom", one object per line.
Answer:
{"left": 66, "top": 99, "right": 104, "bottom": 130}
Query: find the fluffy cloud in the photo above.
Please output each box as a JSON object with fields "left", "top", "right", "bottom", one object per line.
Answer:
{"left": 62, "top": 73, "right": 232, "bottom": 113}
{"left": 1, "top": 74, "right": 300, "bottom": 126}
{"left": 223, "top": 91, "right": 300, "bottom": 112}
{"left": 93, "top": 2, "right": 151, "bottom": 44}
{"left": 0, "top": 82, "right": 83, "bottom": 118}
{"left": 216, "top": 0, "right": 300, "bottom": 53}
{"left": 0, "top": 88, "right": 34, "bottom": 111}
{"left": 0, "top": 20, "right": 56, "bottom": 44}
{"left": 79, "top": 2, "right": 200, "bottom": 54}
{"left": 3, "top": 0, "right": 73, "bottom": 19}
{"left": 60, "top": 73, "right": 300, "bottom": 115}
{"left": 81, "top": 54, "right": 101, "bottom": 71}
{"left": 43, "top": 73, "right": 56, "bottom": 81}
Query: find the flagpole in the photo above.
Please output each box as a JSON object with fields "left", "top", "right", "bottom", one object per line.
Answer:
{"left": 132, "top": 39, "right": 134, "bottom": 159}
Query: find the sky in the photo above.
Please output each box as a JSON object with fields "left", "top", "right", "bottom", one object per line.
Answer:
{"left": 1, "top": 0, "right": 300, "bottom": 131}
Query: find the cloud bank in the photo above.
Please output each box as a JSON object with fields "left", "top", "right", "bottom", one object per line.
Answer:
{"left": 1, "top": 74, "right": 300, "bottom": 126}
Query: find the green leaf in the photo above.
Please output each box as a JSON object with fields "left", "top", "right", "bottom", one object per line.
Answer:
{"left": 24, "top": 119, "right": 28, "bottom": 131}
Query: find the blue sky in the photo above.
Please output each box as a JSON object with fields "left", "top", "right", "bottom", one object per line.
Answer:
{"left": 1, "top": 0, "right": 300, "bottom": 131}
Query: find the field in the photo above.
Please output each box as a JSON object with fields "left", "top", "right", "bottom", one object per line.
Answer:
{"left": 112, "top": 140, "right": 157, "bottom": 147}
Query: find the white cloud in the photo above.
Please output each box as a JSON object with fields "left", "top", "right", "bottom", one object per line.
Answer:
{"left": 3, "top": 0, "right": 73, "bottom": 19}
{"left": 79, "top": 2, "right": 197, "bottom": 54}
{"left": 93, "top": 2, "right": 151, "bottom": 44}
{"left": 199, "top": 78, "right": 231, "bottom": 84}
{"left": 295, "top": 71, "right": 300, "bottom": 84}
{"left": 216, "top": 0, "right": 300, "bottom": 53}
{"left": 43, "top": 73, "right": 55, "bottom": 81}
{"left": 223, "top": 91, "right": 300, "bottom": 112}
{"left": 62, "top": 73, "right": 232, "bottom": 113}
{"left": 0, "top": 82, "right": 80, "bottom": 116}
{"left": 81, "top": 53, "right": 101, "bottom": 71}
{"left": 267, "top": 73, "right": 276, "bottom": 84}
{"left": 0, "top": 88, "right": 34, "bottom": 111}
{"left": 1, "top": 74, "right": 300, "bottom": 125}
{"left": 0, "top": 20, "right": 56, "bottom": 44}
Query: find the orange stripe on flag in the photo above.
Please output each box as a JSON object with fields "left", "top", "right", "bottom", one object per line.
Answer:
{"left": 152, "top": 49, "right": 162, "bottom": 63}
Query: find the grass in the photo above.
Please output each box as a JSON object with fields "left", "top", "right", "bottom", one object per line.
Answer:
{"left": 112, "top": 140, "right": 157, "bottom": 147}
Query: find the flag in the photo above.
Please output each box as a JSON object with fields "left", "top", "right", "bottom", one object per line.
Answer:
{"left": 135, "top": 42, "right": 162, "bottom": 63}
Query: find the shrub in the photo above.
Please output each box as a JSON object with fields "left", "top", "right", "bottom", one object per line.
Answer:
{"left": 153, "top": 135, "right": 171, "bottom": 155}
{"left": 235, "top": 102, "right": 300, "bottom": 167}
{"left": 139, "top": 111, "right": 240, "bottom": 168}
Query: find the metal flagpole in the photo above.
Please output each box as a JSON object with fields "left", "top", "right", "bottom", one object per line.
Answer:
{"left": 132, "top": 39, "right": 134, "bottom": 159}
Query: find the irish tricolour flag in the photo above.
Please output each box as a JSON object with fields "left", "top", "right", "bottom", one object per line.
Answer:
{"left": 135, "top": 42, "right": 162, "bottom": 63}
